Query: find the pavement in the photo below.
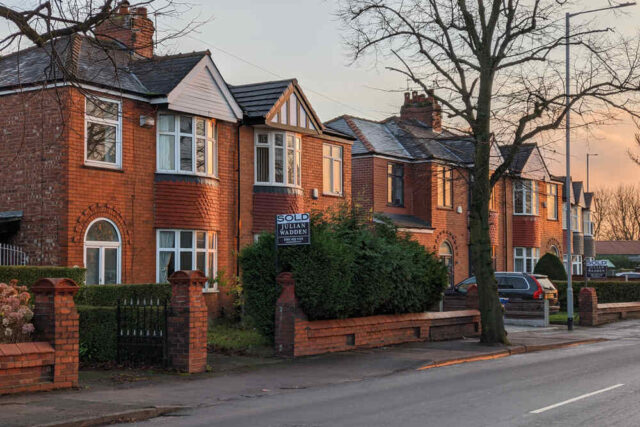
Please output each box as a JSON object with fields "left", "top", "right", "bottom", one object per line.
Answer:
{"left": 1, "top": 321, "right": 636, "bottom": 427}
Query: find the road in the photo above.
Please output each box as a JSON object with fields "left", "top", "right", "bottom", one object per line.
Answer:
{"left": 141, "top": 334, "right": 640, "bottom": 426}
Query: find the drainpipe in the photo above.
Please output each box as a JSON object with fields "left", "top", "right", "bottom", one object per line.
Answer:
{"left": 236, "top": 125, "right": 241, "bottom": 278}
{"left": 503, "top": 176, "right": 508, "bottom": 270}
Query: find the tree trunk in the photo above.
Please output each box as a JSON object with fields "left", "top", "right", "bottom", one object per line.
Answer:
{"left": 470, "top": 139, "right": 508, "bottom": 345}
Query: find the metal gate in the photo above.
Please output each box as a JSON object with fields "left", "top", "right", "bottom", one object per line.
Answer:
{"left": 116, "top": 297, "right": 168, "bottom": 366}
{"left": 0, "top": 243, "right": 28, "bottom": 265}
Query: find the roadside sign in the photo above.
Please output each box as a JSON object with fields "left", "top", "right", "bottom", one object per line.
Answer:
{"left": 586, "top": 259, "right": 608, "bottom": 279}
{"left": 275, "top": 213, "right": 311, "bottom": 246}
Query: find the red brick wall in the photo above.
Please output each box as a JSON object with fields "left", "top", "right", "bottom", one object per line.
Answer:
{"left": 0, "top": 88, "right": 70, "bottom": 265}
{"left": 274, "top": 273, "right": 480, "bottom": 358}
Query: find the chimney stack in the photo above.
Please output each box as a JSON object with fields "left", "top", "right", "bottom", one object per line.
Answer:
{"left": 400, "top": 90, "right": 442, "bottom": 132}
{"left": 95, "top": 1, "right": 155, "bottom": 59}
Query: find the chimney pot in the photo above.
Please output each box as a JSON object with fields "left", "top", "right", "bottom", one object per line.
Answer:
{"left": 134, "top": 7, "right": 148, "bottom": 18}
{"left": 404, "top": 92, "right": 410, "bottom": 104}
{"left": 118, "top": 1, "right": 130, "bottom": 14}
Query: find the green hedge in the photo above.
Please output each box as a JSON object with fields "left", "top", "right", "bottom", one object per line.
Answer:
{"left": 240, "top": 208, "right": 448, "bottom": 338}
{"left": 75, "top": 283, "right": 171, "bottom": 306}
{"left": 534, "top": 253, "right": 567, "bottom": 281}
{"left": 0, "top": 266, "right": 86, "bottom": 288}
{"left": 78, "top": 305, "right": 117, "bottom": 363}
{"left": 556, "top": 281, "right": 640, "bottom": 310}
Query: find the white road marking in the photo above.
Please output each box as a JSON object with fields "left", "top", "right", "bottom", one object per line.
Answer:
{"left": 530, "top": 384, "right": 625, "bottom": 414}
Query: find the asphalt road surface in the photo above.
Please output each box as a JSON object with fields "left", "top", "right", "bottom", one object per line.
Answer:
{"left": 142, "top": 336, "right": 640, "bottom": 426}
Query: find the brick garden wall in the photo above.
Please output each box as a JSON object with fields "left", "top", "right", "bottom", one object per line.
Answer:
{"left": 274, "top": 273, "right": 480, "bottom": 358}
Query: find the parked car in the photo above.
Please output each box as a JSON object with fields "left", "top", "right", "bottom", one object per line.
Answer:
{"left": 615, "top": 271, "right": 640, "bottom": 280}
{"left": 445, "top": 272, "right": 559, "bottom": 306}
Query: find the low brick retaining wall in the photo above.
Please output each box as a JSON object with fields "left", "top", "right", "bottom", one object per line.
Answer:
{"left": 579, "top": 287, "right": 640, "bottom": 326}
{"left": 275, "top": 273, "right": 481, "bottom": 358}
{"left": 0, "top": 278, "right": 79, "bottom": 395}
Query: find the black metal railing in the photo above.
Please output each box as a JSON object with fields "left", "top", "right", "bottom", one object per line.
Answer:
{"left": 116, "top": 297, "right": 168, "bottom": 367}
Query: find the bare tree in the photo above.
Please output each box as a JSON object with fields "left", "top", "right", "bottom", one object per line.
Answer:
{"left": 594, "top": 185, "right": 640, "bottom": 240}
{"left": 338, "top": 0, "right": 640, "bottom": 343}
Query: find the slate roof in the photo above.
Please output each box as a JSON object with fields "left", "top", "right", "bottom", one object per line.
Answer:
{"left": 596, "top": 241, "right": 640, "bottom": 256}
{"left": 584, "top": 192, "right": 594, "bottom": 209}
{"left": 376, "top": 213, "right": 432, "bottom": 230}
{"left": 229, "top": 79, "right": 294, "bottom": 118}
{"left": 0, "top": 35, "right": 206, "bottom": 96}
{"left": 498, "top": 144, "right": 537, "bottom": 174}
{"left": 324, "top": 115, "right": 475, "bottom": 163}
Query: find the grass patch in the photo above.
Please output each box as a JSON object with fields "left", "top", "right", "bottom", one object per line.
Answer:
{"left": 549, "top": 312, "right": 580, "bottom": 325}
{"left": 208, "top": 319, "right": 273, "bottom": 357}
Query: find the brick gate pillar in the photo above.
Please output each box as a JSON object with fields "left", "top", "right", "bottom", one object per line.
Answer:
{"left": 579, "top": 287, "right": 598, "bottom": 326}
{"left": 31, "top": 278, "right": 80, "bottom": 388}
{"left": 274, "top": 272, "right": 302, "bottom": 358}
{"left": 167, "top": 270, "right": 208, "bottom": 373}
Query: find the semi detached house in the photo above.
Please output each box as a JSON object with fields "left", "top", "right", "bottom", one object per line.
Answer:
{"left": 326, "top": 91, "right": 594, "bottom": 286}
{"left": 0, "top": 5, "right": 352, "bottom": 315}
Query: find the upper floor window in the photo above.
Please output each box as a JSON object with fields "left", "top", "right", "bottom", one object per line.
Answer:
{"left": 85, "top": 97, "right": 121, "bottom": 168}
{"left": 437, "top": 166, "right": 453, "bottom": 208}
{"left": 255, "top": 132, "right": 301, "bottom": 187}
{"left": 547, "top": 183, "right": 558, "bottom": 220}
{"left": 387, "top": 163, "right": 404, "bottom": 206}
{"left": 583, "top": 210, "right": 592, "bottom": 236}
{"left": 323, "top": 144, "right": 343, "bottom": 195}
{"left": 157, "top": 114, "right": 217, "bottom": 177}
{"left": 489, "top": 187, "right": 497, "bottom": 211}
{"left": 562, "top": 202, "right": 568, "bottom": 229}
{"left": 514, "top": 180, "right": 538, "bottom": 215}
{"left": 572, "top": 206, "right": 581, "bottom": 232}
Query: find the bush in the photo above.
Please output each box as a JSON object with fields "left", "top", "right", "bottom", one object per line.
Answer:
{"left": 239, "top": 207, "right": 449, "bottom": 338}
{"left": 555, "top": 281, "right": 640, "bottom": 310}
{"left": 0, "top": 266, "right": 86, "bottom": 289}
{"left": 75, "top": 283, "right": 171, "bottom": 307}
{"left": 78, "top": 305, "right": 116, "bottom": 362}
{"left": 0, "top": 281, "right": 34, "bottom": 343}
{"left": 534, "top": 253, "right": 567, "bottom": 281}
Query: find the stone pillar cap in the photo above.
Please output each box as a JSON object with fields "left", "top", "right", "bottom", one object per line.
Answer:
{"left": 31, "top": 278, "right": 79, "bottom": 295}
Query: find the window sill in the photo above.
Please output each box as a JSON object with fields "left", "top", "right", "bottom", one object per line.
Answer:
{"left": 82, "top": 163, "right": 124, "bottom": 173}
{"left": 156, "top": 171, "right": 219, "bottom": 180}
{"left": 323, "top": 192, "right": 344, "bottom": 198}
{"left": 436, "top": 206, "right": 454, "bottom": 211}
{"left": 202, "top": 289, "right": 219, "bottom": 294}
{"left": 513, "top": 213, "right": 539, "bottom": 217}
{"left": 386, "top": 203, "right": 404, "bottom": 208}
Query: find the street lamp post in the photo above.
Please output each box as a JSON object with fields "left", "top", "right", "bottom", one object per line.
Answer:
{"left": 586, "top": 153, "right": 598, "bottom": 192}
{"left": 565, "top": 2, "right": 635, "bottom": 331}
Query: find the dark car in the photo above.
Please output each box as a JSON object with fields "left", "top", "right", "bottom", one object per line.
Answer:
{"left": 445, "top": 272, "right": 559, "bottom": 306}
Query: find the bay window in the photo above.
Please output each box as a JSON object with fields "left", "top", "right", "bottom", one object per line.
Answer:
{"left": 514, "top": 247, "right": 539, "bottom": 273}
{"left": 157, "top": 114, "right": 217, "bottom": 176}
{"left": 514, "top": 180, "right": 538, "bottom": 215}
{"left": 255, "top": 131, "right": 302, "bottom": 187}
{"left": 323, "top": 144, "right": 343, "bottom": 195}
{"left": 571, "top": 206, "right": 581, "bottom": 232}
{"left": 157, "top": 230, "right": 218, "bottom": 292}
{"left": 562, "top": 202, "right": 568, "bottom": 229}
{"left": 564, "top": 254, "right": 583, "bottom": 275}
{"left": 583, "top": 210, "right": 592, "bottom": 236}
{"left": 85, "top": 97, "right": 121, "bottom": 168}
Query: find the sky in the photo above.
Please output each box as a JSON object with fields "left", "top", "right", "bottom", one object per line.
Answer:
{"left": 3, "top": 0, "right": 640, "bottom": 189}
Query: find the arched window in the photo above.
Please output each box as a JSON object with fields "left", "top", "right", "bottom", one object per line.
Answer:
{"left": 84, "top": 219, "right": 121, "bottom": 285}
{"left": 439, "top": 241, "right": 454, "bottom": 287}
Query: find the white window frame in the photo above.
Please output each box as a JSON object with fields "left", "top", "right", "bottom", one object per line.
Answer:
{"left": 564, "top": 254, "right": 583, "bottom": 275}
{"left": 84, "top": 218, "right": 121, "bottom": 285}
{"left": 513, "top": 179, "right": 538, "bottom": 215}
{"left": 571, "top": 206, "right": 581, "bottom": 232}
{"left": 583, "top": 210, "right": 592, "bottom": 236}
{"left": 547, "top": 183, "right": 558, "bottom": 220}
{"left": 323, "top": 143, "right": 343, "bottom": 196}
{"left": 156, "top": 229, "right": 218, "bottom": 292}
{"left": 254, "top": 131, "right": 302, "bottom": 187}
{"left": 156, "top": 114, "right": 218, "bottom": 177}
{"left": 514, "top": 247, "right": 540, "bottom": 273}
{"left": 84, "top": 96, "right": 122, "bottom": 169}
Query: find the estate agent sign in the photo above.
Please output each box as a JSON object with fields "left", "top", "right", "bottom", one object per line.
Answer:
{"left": 585, "top": 259, "right": 608, "bottom": 279}
{"left": 275, "top": 213, "right": 311, "bottom": 246}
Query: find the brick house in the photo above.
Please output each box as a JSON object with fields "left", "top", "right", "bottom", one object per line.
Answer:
{"left": 326, "top": 91, "right": 569, "bottom": 286}
{"left": 0, "top": 5, "right": 352, "bottom": 315}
